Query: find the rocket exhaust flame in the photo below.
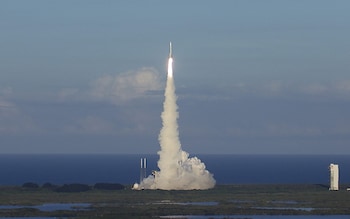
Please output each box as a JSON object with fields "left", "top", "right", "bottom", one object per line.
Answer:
{"left": 138, "top": 43, "right": 215, "bottom": 190}
{"left": 167, "top": 58, "right": 173, "bottom": 78}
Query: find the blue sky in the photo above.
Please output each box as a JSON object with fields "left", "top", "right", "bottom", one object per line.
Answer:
{"left": 1, "top": 0, "right": 350, "bottom": 154}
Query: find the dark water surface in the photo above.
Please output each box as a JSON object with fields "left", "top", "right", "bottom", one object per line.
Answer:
{"left": 0, "top": 203, "right": 90, "bottom": 211}
{"left": 0, "top": 154, "right": 349, "bottom": 185}
{"left": 0, "top": 216, "right": 350, "bottom": 219}
{"left": 160, "top": 216, "right": 350, "bottom": 219}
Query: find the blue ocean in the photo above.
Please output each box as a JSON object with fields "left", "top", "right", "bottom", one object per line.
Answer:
{"left": 0, "top": 154, "right": 349, "bottom": 185}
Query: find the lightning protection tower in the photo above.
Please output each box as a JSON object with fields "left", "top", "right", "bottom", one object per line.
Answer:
{"left": 140, "top": 158, "right": 147, "bottom": 185}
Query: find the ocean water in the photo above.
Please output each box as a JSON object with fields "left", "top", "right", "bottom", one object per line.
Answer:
{"left": 0, "top": 154, "right": 349, "bottom": 185}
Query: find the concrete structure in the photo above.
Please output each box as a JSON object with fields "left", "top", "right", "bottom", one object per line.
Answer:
{"left": 329, "top": 163, "right": 339, "bottom": 191}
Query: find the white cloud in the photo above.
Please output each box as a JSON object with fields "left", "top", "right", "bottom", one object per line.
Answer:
{"left": 217, "top": 80, "right": 350, "bottom": 100}
{"left": 335, "top": 80, "right": 350, "bottom": 93}
{"left": 63, "top": 112, "right": 159, "bottom": 136}
{"left": 225, "top": 123, "right": 346, "bottom": 138}
{"left": 296, "top": 81, "right": 350, "bottom": 99}
{"left": 299, "top": 83, "right": 329, "bottom": 95}
{"left": 0, "top": 99, "right": 14, "bottom": 108}
{"left": 0, "top": 86, "right": 13, "bottom": 97}
{"left": 0, "top": 99, "right": 39, "bottom": 134}
{"left": 58, "top": 88, "right": 80, "bottom": 101}
{"left": 261, "top": 80, "right": 284, "bottom": 94}
{"left": 90, "top": 67, "right": 163, "bottom": 103}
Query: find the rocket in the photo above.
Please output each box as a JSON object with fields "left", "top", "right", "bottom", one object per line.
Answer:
{"left": 167, "top": 42, "right": 173, "bottom": 78}
{"left": 169, "top": 42, "right": 172, "bottom": 58}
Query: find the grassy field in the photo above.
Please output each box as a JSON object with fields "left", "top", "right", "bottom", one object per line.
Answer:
{"left": 0, "top": 184, "right": 349, "bottom": 218}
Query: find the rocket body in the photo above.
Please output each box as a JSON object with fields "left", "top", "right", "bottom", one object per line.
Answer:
{"left": 167, "top": 42, "right": 173, "bottom": 78}
{"left": 169, "top": 42, "right": 172, "bottom": 58}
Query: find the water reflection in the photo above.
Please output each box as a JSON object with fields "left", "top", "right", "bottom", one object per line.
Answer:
{"left": 153, "top": 201, "right": 218, "bottom": 206}
{"left": 0, "top": 218, "right": 60, "bottom": 219}
{"left": 0, "top": 203, "right": 90, "bottom": 212}
{"left": 253, "top": 206, "right": 314, "bottom": 211}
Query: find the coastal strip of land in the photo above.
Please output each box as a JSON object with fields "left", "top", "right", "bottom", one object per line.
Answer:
{"left": 0, "top": 184, "right": 349, "bottom": 218}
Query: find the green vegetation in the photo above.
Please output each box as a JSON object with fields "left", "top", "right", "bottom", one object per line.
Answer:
{"left": 0, "top": 184, "right": 349, "bottom": 218}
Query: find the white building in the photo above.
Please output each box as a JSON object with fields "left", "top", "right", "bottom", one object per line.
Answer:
{"left": 329, "top": 163, "right": 339, "bottom": 191}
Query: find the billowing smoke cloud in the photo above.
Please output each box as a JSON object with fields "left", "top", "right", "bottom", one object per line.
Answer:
{"left": 137, "top": 56, "right": 215, "bottom": 190}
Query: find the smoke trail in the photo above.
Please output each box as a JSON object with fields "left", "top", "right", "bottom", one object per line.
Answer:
{"left": 139, "top": 54, "right": 215, "bottom": 190}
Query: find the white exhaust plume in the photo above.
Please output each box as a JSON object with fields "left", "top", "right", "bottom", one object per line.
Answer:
{"left": 139, "top": 44, "right": 215, "bottom": 190}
